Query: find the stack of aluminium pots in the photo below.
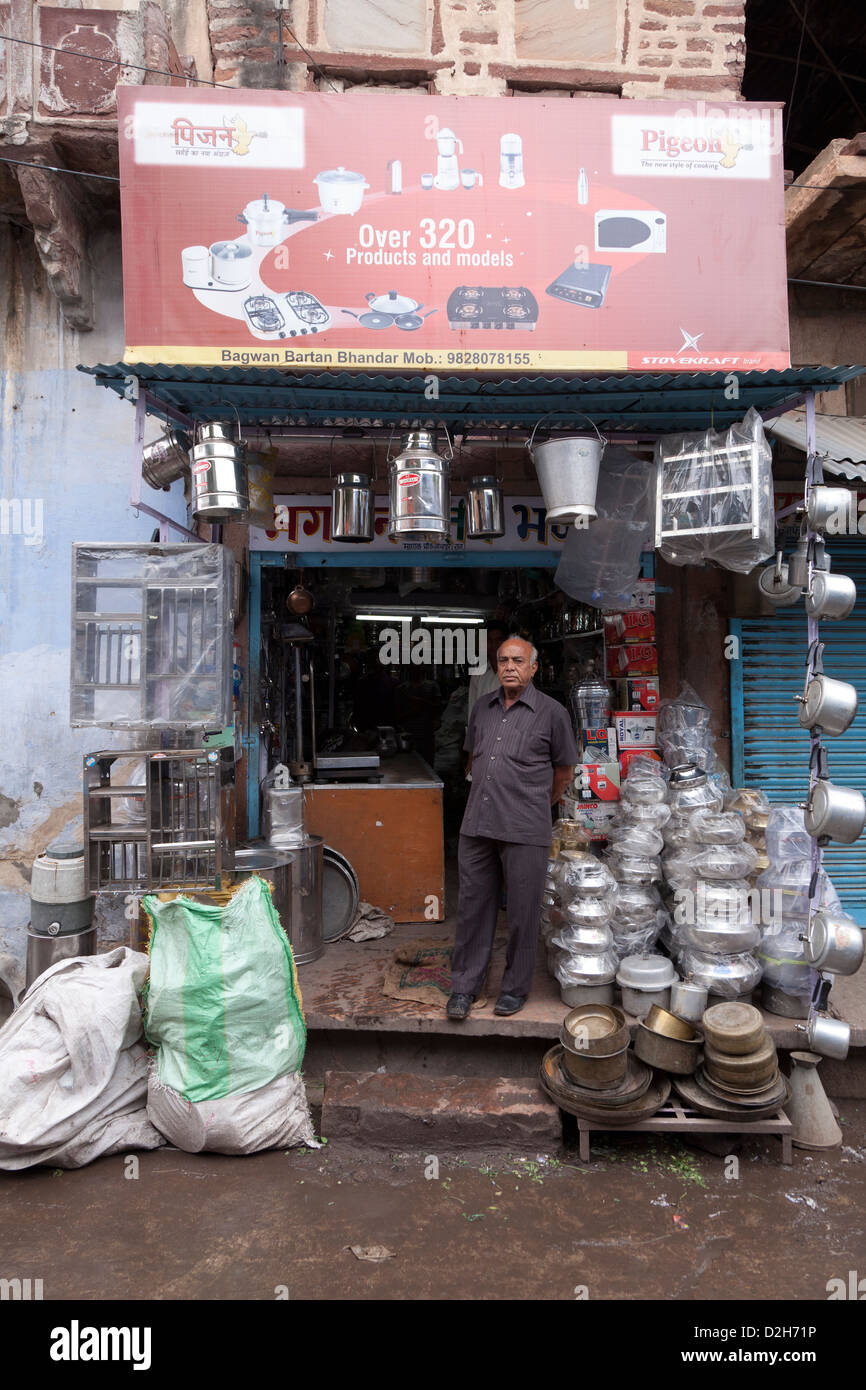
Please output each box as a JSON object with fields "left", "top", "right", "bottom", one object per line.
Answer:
{"left": 605, "top": 756, "right": 670, "bottom": 959}
{"left": 546, "top": 851, "right": 618, "bottom": 1006}
{"left": 663, "top": 765, "right": 762, "bottom": 1004}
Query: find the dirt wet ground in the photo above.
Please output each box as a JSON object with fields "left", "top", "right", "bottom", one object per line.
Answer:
{"left": 2, "top": 1103, "right": 866, "bottom": 1303}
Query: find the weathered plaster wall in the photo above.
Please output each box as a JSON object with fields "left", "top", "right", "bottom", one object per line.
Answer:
{"left": 0, "top": 223, "right": 187, "bottom": 965}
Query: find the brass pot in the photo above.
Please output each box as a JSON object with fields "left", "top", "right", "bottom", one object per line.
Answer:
{"left": 560, "top": 1037, "right": 629, "bottom": 1089}
{"left": 561, "top": 1004, "right": 628, "bottom": 1056}
{"left": 634, "top": 1024, "right": 702, "bottom": 1076}
{"left": 644, "top": 1004, "right": 698, "bottom": 1041}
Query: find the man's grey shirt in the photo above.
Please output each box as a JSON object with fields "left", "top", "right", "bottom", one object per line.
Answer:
{"left": 461, "top": 681, "right": 578, "bottom": 846}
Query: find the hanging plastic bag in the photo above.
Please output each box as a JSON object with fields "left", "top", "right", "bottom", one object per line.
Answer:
{"left": 554, "top": 445, "right": 652, "bottom": 609}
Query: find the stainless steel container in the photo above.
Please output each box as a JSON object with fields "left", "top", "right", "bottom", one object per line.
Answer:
{"left": 332, "top": 472, "right": 375, "bottom": 543}
{"left": 231, "top": 844, "right": 294, "bottom": 946}
{"left": 282, "top": 835, "right": 324, "bottom": 965}
{"left": 805, "top": 571, "right": 857, "bottom": 621}
{"left": 388, "top": 429, "right": 451, "bottom": 541}
{"left": 142, "top": 430, "right": 192, "bottom": 490}
{"left": 806, "top": 485, "right": 852, "bottom": 533}
{"left": 669, "top": 981, "right": 708, "bottom": 1022}
{"left": 466, "top": 475, "right": 505, "bottom": 539}
{"left": 803, "top": 778, "right": 866, "bottom": 844}
{"left": 25, "top": 925, "right": 97, "bottom": 990}
{"left": 191, "top": 423, "right": 250, "bottom": 520}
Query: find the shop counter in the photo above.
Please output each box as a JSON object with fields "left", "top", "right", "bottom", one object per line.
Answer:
{"left": 303, "top": 753, "right": 445, "bottom": 922}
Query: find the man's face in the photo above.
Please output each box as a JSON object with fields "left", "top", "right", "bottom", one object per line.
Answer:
{"left": 497, "top": 640, "right": 538, "bottom": 696}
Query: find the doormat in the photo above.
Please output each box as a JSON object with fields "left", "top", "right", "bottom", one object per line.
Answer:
{"left": 382, "top": 937, "right": 488, "bottom": 1011}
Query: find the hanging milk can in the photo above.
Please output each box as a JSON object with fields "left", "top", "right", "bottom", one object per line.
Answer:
{"left": 388, "top": 427, "right": 452, "bottom": 541}
{"left": 191, "top": 421, "right": 250, "bottom": 520}
{"left": 527, "top": 414, "right": 607, "bottom": 525}
{"left": 332, "top": 472, "right": 375, "bottom": 542}
{"left": 466, "top": 475, "right": 505, "bottom": 540}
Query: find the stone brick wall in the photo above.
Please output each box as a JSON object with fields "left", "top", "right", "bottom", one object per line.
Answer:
{"left": 208, "top": 0, "right": 746, "bottom": 101}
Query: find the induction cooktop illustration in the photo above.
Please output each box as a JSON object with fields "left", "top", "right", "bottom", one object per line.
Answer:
{"left": 545, "top": 262, "right": 612, "bottom": 310}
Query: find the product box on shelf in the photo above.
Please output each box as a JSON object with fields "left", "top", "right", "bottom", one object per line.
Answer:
{"left": 603, "top": 609, "right": 656, "bottom": 645}
{"left": 616, "top": 577, "right": 656, "bottom": 612}
{"left": 579, "top": 726, "right": 617, "bottom": 762}
{"left": 559, "top": 794, "right": 618, "bottom": 841}
{"left": 614, "top": 677, "right": 660, "bottom": 711}
{"left": 614, "top": 711, "right": 658, "bottom": 749}
{"left": 571, "top": 761, "right": 620, "bottom": 802}
{"left": 619, "top": 747, "right": 663, "bottom": 777}
{"left": 605, "top": 643, "right": 658, "bottom": 678}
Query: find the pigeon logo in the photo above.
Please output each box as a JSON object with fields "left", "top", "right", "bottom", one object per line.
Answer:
{"left": 397, "top": 472, "right": 421, "bottom": 486}
{"left": 641, "top": 129, "right": 723, "bottom": 159}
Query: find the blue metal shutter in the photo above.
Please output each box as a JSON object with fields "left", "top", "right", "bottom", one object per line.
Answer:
{"left": 731, "top": 542, "right": 866, "bottom": 924}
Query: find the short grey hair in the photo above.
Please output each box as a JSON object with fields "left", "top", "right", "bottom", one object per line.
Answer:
{"left": 497, "top": 636, "right": 538, "bottom": 665}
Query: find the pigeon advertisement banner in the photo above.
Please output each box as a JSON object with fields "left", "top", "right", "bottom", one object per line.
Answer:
{"left": 117, "top": 86, "right": 790, "bottom": 373}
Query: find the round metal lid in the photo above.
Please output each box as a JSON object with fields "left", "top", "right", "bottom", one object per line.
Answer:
{"left": 322, "top": 847, "right": 360, "bottom": 942}
{"left": 334, "top": 472, "right": 372, "bottom": 487}
{"left": 616, "top": 954, "right": 676, "bottom": 988}
{"left": 45, "top": 837, "right": 84, "bottom": 860}
{"left": 315, "top": 166, "right": 365, "bottom": 184}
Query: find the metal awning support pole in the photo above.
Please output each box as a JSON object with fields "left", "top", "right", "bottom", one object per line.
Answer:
{"left": 803, "top": 387, "right": 829, "bottom": 1016}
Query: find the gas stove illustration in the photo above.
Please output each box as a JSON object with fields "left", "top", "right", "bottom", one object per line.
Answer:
{"left": 446, "top": 285, "right": 539, "bottom": 331}
{"left": 241, "top": 290, "right": 332, "bottom": 340}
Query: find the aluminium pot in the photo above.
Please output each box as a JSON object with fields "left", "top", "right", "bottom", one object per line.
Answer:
{"left": 526, "top": 415, "right": 607, "bottom": 526}
{"left": 795, "top": 1013, "right": 850, "bottom": 1061}
{"left": 191, "top": 423, "right": 249, "bottom": 519}
{"left": 314, "top": 167, "right": 369, "bottom": 215}
{"left": 466, "top": 476, "right": 505, "bottom": 540}
{"left": 388, "top": 429, "right": 451, "bottom": 541}
{"left": 796, "top": 642, "right": 857, "bottom": 736}
{"left": 560, "top": 981, "right": 615, "bottom": 1007}
{"left": 678, "top": 919, "right": 761, "bottom": 955}
{"left": 758, "top": 553, "right": 802, "bottom": 607}
{"left": 332, "top": 472, "right": 375, "bottom": 543}
{"left": 802, "top": 910, "right": 865, "bottom": 976}
{"left": 806, "top": 485, "right": 853, "bottom": 534}
{"left": 634, "top": 1022, "right": 702, "bottom": 1075}
{"left": 805, "top": 570, "right": 857, "bottom": 621}
{"left": 142, "top": 429, "right": 192, "bottom": 490}
{"left": 802, "top": 753, "right": 866, "bottom": 844}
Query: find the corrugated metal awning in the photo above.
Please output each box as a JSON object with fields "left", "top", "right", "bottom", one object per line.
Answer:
{"left": 77, "top": 362, "right": 866, "bottom": 435}
{"left": 767, "top": 410, "right": 866, "bottom": 482}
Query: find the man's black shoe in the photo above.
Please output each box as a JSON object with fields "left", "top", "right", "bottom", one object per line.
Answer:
{"left": 494, "top": 993, "right": 527, "bottom": 1016}
{"left": 446, "top": 992, "right": 475, "bottom": 1020}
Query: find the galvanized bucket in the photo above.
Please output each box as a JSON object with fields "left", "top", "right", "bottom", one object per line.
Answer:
{"left": 332, "top": 472, "right": 375, "bottom": 542}
{"left": 191, "top": 421, "right": 250, "bottom": 520}
{"left": 388, "top": 428, "right": 452, "bottom": 541}
{"left": 142, "top": 429, "right": 192, "bottom": 490}
{"left": 466, "top": 475, "right": 505, "bottom": 539}
{"left": 527, "top": 414, "right": 606, "bottom": 525}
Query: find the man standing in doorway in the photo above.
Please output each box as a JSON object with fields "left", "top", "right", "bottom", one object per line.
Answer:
{"left": 447, "top": 637, "right": 577, "bottom": 1019}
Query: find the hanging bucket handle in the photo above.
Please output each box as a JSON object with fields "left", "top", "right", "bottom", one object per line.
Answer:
{"left": 527, "top": 411, "right": 607, "bottom": 454}
{"left": 386, "top": 422, "right": 454, "bottom": 464}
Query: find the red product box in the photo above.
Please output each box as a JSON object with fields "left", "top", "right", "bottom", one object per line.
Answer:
{"left": 615, "top": 677, "right": 660, "bottom": 711}
{"left": 571, "top": 761, "right": 621, "bottom": 802}
{"left": 603, "top": 609, "right": 656, "bottom": 645}
{"left": 606, "top": 643, "right": 659, "bottom": 677}
{"left": 619, "top": 748, "right": 663, "bottom": 777}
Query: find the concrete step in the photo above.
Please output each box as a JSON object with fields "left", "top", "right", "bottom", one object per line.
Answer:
{"left": 321, "top": 1070, "right": 563, "bottom": 1148}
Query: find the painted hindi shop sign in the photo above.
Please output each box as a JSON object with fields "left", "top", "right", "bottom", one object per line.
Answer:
{"left": 118, "top": 87, "right": 789, "bottom": 373}
{"left": 250, "top": 496, "right": 567, "bottom": 554}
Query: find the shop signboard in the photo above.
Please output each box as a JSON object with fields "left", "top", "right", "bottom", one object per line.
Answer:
{"left": 118, "top": 86, "right": 789, "bottom": 373}
{"left": 250, "top": 495, "right": 567, "bottom": 554}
